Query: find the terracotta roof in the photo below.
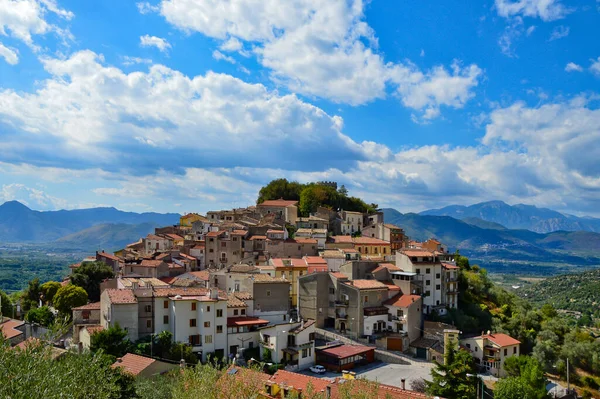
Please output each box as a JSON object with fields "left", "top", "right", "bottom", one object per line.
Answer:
{"left": 229, "top": 264, "right": 259, "bottom": 273}
{"left": 330, "top": 272, "right": 348, "bottom": 279}
{"left": 482, "top": 333, "right": 521, "bottom": 347}
{"left": 105, "top": 289, "right": 138, "bottom": 304}
{"left": 164, "top": 234, "right": 184, "bottom": 241}
{"left": 266, "top": 229, "right": 285, "bottom": 234}
{"left": 192, "top": 243, "right": 205, "bottom": 249}
{"left": 159, "top": 276, "right": 177, "bottom": 284}
{"left": 372, "top": 263, "right": 402, "bottom": 273}
{"left": 329, "top": 236, "right": 354, "bottom": 243}
{"left": 168, "top": 263, "right": 184, "bottom": 270}
{"left": 249, "top": 235, "right": 267, "bottom": 240}
{"left": 69, "top": 263, "right": 81, "bottom": 269}
{"left": 380, "top": 281, "right": 402, "bottom": 291}
{"left": 156, "top": 253, "right": 170, "bottom": 260}
{"left": 348, "top": 279, "right": 387, "bottom": 290}
{"left": 289, "top": 319, "right": 315, "bottom": 334}
{"left": 353, "top": 237, "right": 390, "bottom": 245}
{"left": 318, "top": 344, "right": 374, "bottom": 359}
{"left": 383, "top": 223, "right": 403, "bottom": 230}
{"left": 146, "top": 234, "right": 165, "bottom": 240}
{"left": 269, "top": 370, "right": 330, "bottom": 393}
{"left": 341, "top": 248, "right": 360, "bottom": 253}
{"left": 321, "top": 250, "right": 345, "bottom": 259}
{"left": 187, "top": 271, "right": 210, "bottom": 281}
{"left": 227, "top": 294, "right": 247, "bottom": 308}
{"left": 15, "top": 337, "right": 41, "bottom": 350}
{"left": 442, "top": 262, "right": 459, "bottom": 270}
{"left": 293, "top": 237, "right": 318, "bottom": 244}
{"left": 233, "top": 291, "right": 253, "bottom": 300}
{"left": 384, "top": 294, "right": 421, "bottom": 307}
{"left": 303, "top": 256, "right": 327, "bottom": 265}
{"left": 258, "top": 199, "right": 298, "bottom": 207}
{"left": 73, "top": 302, "right": 101, "bottom": 310}
{"left": 140, "top": 260, "right": 165, "bottom": 268}
{"left": 179, "top": 253, "right": 197, "bottom": 261}
{"left": 252, "top": 274, "right": 289, "bottom": 284}
{"left": 330, "top": 379, "right": 431, "bottom": 399}
{"left": 206, "top": 231, "right": 225, "bottom": 237}
{"left": 227, "top": 317, "right": 269, "bottom": 327}
{"left": 97, "top": 251, "right": 120, "bottom": 261}
{"left": 153, "top": 287, "right": 210, "bottom": 297}
{"left": 270, "top": 258, "right": 306, "bottom": 268}
{"left": 401, "top": 249, "right": 435, "bottom": 257}
{"left": 112, "top": 353, "right": 156, "bottom": 376}
{"left": 0, "top": 319, "right": 24, "bottom": 339}
{"left": 231, "top": 230, "right": 248, "bottom": 236}
{"left": 85, "top": 325, "right": 105, "bottom": 335}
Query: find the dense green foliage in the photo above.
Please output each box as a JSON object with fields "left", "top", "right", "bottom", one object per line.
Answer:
{"left": 0, "top": 289, "right": 13, "bottom": 317}
{"left": 91, "top": 324, "right": 132, "bottom": 359}
{"left": 25, "top": 305, "right": 55, "bottom": 326}
{"left": 495, "top": 357, "right": 549, "bottom": 399}
{"left": 132, "top": 331, "right": 198, "bottom": 364}
{"left": 257, "top": 178, "right": 377, "bottom": 216}
{"left": 53, "top": 284, "right": 88, "bottom": 316}
{"left": 426, "top": 344, "right": 478, "bottom": 399}
{"left": 70, "top": 261, "right": 114, "bottom": 302}
{"left": 40, "top": 281, "right": 62, "bottom": 304}
{"left": 517, "top": 268, "right": 600, "bottom": 317}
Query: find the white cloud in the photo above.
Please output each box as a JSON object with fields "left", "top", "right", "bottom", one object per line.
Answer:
{"left": 0, "top": 0, "right": 73, "bottom": 50}
{"left": 495, "top": 0, "right": 571, "bottom": 21}
{"left": 122, "top": 56, "right": 153, "bottom": 66}
{"left": 420, "top": 49, "right": 425, "bottom": 57}
{"left": 140, "top": 34, "right": 171, "bottom": 53}
{"left": 549, "top": 25, "right": 569, "bottom": 41}
{"left": 156, "top": 0, "right": 482, "bottom": 117}
{"left": 212, "top": 50, "right": 236, "bottom": 64}
{"left": 590, "top": 57, "right": 600, "bottom": 76}
{"left": 526, "top": 25, "right": 536, "bottom": 35}
{"left": 0, "top": 41, "right": 18, "bottom": 64}
{"left": 565, "top": 62, "right": 583, "bottom": 72}
{"left": 136, "top": 2, "right": 160, "bottom": 14}
{"left": 498, "top": 16, "right": 524, "bottom": 57}
{"left": 0, "top": 183, "right": 68, "bottom": 210}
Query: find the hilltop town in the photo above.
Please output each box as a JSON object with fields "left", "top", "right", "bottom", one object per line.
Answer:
{"left": 1, "top": 181, "right": 597, "bottom": 399}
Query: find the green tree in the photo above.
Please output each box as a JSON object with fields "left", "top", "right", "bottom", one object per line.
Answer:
{"left": 53, "top": 284, "right": 88, "bottom": 316}
{"left": 0, "top": 289, "right": 13, "bottom": 318}
{"left": 427, "top": 345, "right": 478, "bottom": 399}
{"left": 91, "top": 323, "right": 132, "bottom": 358}
{"left": 25, "top": 305, "right": 55, "bottom": 326}
{"left": 21, "top": 278, "right": 42, "bottom": 312}
{"left": 496, "top": 357, "right": 549, "bottom": 399}
{"left": 40, "top": 281, "right": 62, "bottom": 304}
{"left": 71, "top": 261, "right": 114, "bottom": 302}
{"left": 257, "top": 178, "right": 303, "bottom": 204}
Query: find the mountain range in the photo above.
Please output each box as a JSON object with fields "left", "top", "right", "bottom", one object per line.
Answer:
{"left": 421, "top": 200, "right": 600, "bottom": 234}
{"left": 0, "top": 201, "right": 180, "bottom": 245}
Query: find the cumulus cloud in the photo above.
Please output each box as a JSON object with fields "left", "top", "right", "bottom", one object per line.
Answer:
{"left": 495, "top": 0, "right": 571, "bottom": 21}
{"left": 0, "top": 0, "right": 73, "bottom": 50}
{"left": 0, "top": 42, "right": 18, "bottom": 64}
{"left": 155, "top": 0, "right": 482, "bottom": 118}
{"left": 122, "top": 56, "right": 153, "bottom": 66}
{"left": 0, "top": 183, "right": 68, "bottom": 210}
{"left": 140, "top": 34, "right": 171, "bottom": 52}
{"left": 591, "top": 57, "right": 600, "bottom": 76}
{"left": 136, "top": 1, "right": 159, "bottom": 14}
{"left": 565, "top": 62, "right": 583, "bottom": 72}
{"left": 212, "top": 50, "right": 236, "bottom": 64}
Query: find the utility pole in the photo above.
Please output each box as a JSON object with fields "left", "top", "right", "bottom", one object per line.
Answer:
{"left": 567, "top": 357, "right": 570, "bottom": 393}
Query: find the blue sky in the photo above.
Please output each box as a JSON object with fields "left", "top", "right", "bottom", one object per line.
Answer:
{"left": 0, "top": 0, "right": 599, "bottom": 215}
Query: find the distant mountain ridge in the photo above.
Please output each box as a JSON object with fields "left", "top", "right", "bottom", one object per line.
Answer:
{"left": 420, "top": 200, "right": 600, "bottom": 234}
{"left": 0, "top": 201, "right": 180, "bottom": 243}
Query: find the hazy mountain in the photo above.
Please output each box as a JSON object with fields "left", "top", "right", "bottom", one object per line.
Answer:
{"left": 460, "top": 217, "right": 507, "bottom": 230}
{"left": 0, "top": 201, "right": 180, "bottom": 242}
{"left": 382, "top": 208, "right": 600, "bottom": 274}
{"left": 55, "top": 223, "right": 158, "bottom": 251}
{"left": 420, "top": 200, "right": 600, "bottom": 233}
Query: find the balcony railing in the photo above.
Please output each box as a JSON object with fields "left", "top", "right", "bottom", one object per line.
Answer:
{"left": 335, "top": 300, "right": 349, "bottom": 306}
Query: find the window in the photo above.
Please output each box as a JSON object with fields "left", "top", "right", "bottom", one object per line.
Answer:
{"left": 436, "top": 284, "right": 441, "bottom": 290}
{"left": 397, "top": 310, "right": 404, "bottom": 317}
{"left": 425, "top": 290, "right": 430, "bottom": 297}
{"left": 163, "top": 300, "right": 168, "bottom": 309}
{"left": 234, "top": 309, "right": 239, "bottom": 316}
{"left": 207, "top": 306, "right": 211, "bottom": 312}
{"left": 475, "top": 347, "right": 478, "bottom": 352}
{"left": 513, "top": 347, "right": 517, "bottom": 354}
{"left": 233, "top": 237, "right": 237, "bottom": 241}
{"left": 329, "top": 287, "right": 335, "bottom": 294}
{"left": 241, "top": 309, "right": 246, "bottom": 315}
{"left": 302, "top": 348, "right": 308, "bottom": 358}
{"left": 144, "top": 305, "right": 152, "bottom": 312}
{"left": 426, "top": 268, "right": 431, "bottom": 274}
{"left": 266, "top": 290, "right": 271, "bottom": 297}
{"left": 209, "top": 249, "right": 214, "bottom": 253}
{"left": 364, "top": 295, "right": 368, "bottom": 303}
{"left": 426, "top": 280, "right": 431, "bottom": 286}
{"left": 82, "top": 310, "right": 90, "bottom": 320}
{"left": 163, "top": 315, "right": 169, "bottom": 324}
{"left": 191, "top": 302, "right": 197, "bottom": 311}
{"left": 466, "top": 343, "right": 471, "bottom": 349}
{"left": 217, "top": 309, "right": 223, "bottom": 317}
{"left": 204, "top": 321, "right": 210, "bottom": 328}
{"left": 416, "top": 268, "right": 421, "bottom": 274}
{"left": 205, "top": 335, "right": 213, "bottom": 344}
{"left": 221, "top": 242, "right": 226, "bottom": 247}
{"left": 436, "top": 273, "right": 441, "bottom": 279}
{"left": 146, "top": 320, "right": 152, "bottom": 328}
{"left": 217, "top": 325, "right": 223, "bottom": 333}
{"left": 189, "top": 334, "right": 201, "bottom": 345}
{"left": 190, "top": 319, "right": 197, "bottom": 327}
{"left": 504, "top": 348, "right": 508, "bottom": 356}
{"left": 283, "top": 314, "right": 286, "bottom": 321}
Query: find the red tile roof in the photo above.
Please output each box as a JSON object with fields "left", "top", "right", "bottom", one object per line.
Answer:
{"left": 249, "top": 235, "right": 267, "bottom": 240}
{"left": 329, "top": 236, "right": 354, "bottom": 244}
{"left": 330, "top": 272, "right": 348, "bottom": 279}
{"left": 269, "top": 370, "right": 330, "bottom": 393}
{"left": 0, "top": 319, "right": 24, "bottom": 339}
{"left": 482, "top": 333, "right": 521, "bottom": 347}
{"left": 442, "top": 262, "right": 459, "bottom": 270}
{"left": 318, "top": 344, "right": 374, "bottom": 359}
{"left": 330, "top": 379, "right": 432, "bottom": 399}
{"left": 15, "top": 337, "right": 42, "bottom": 350}
{"left": 85, "top": 325, "right": 105, "bottom": 335}
{"left": 105, "top": 289, "right": 137, "bottom": 304}
{"left": 112, "top": 353, "right": 156, "bottom": 376}
{"left": 270, "top": 258, "right": 306, "bottom": 268}
{"left": 227, "top": 294, "right": 248, "bottom": 308}
{"left": 231, "top": 230, "right": 248, "bottom": 236}
{"left": 140, "top": 260, "right": 165, "bottom": 268}
{"left": 303, "top": 256, "right": 327, "bottom": 265}
{"left": 73, "top": 302, "right": 101, "bottom": 310}
{"left": 353, "top": 237, "right": 390, "bottom": 245}
{"left": 164, "top": 234, "right": 184, "bottom": 241}
{"left": 401, "top": 249, "right": 435, "bottom": 257}
{"left": 380, "top": 281, "right": 402, "bottom": 291}
{"left": 258, "top": 199, "right": 298, "bottom": 207}
{"left": 348, "top": 279, "right": 388, "bottom": 290}
{"left": 179, "top": 253, "right": 197, "bottom": 261}
{"left": 187, "top": 271, "right": 210, "bottom": 281}
{"left": 206, "top": 231, "right": 225, "bottom": 237}
{"left": 97, "top": 251, "right": 120, "bottom": 261}
{"left": 294, "top": 237, "right": 318, "bottom": 244}
{"left": 372, "top": 263, "right": 402, "bottom": 273}
{"left": 227, "top": 317, "right": 269, "bottom": 327}
{"left": 384, "top": 294, "right": 421, "bottom": 308}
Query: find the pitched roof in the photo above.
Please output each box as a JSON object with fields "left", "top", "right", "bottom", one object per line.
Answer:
{"left": 187, "top": 271, "right": 210, "bottom": 281}
{"left": 330, "top": 272, "right": 348, "bottom": 280}
{"left": 164, "top": 233, "right": 184, "bottom": 241}
{"left": 318, "top": 344, "right": 374, "bottom": 359}
{"left": 97, "top": 251, "right": 120, "bottom": 261}
{"left": 348, "top": 279, "right": 387, "bottom": 290}
{"left": 384, "top": 294, "right": 421, "bottom": 308}
{"left": 303, "top": 256, "right": 327, "bottom": 265}
{"left": 269, "top": 370, "right": 330, "bottom": 393}
{"left": 270, "top": 258, "right": 306, "bottom": 268}
{"left": 206, "top": 230, "right": 225, "bottom": 237}
{"left": 146, "top": 234, "right": 165, "bottom": 240}
{"left": 105, "top": 289, "right": 138, "bottom": 304}
{"left": 294, "top": 237, "right": 318, "bottom": 244}
{"left": 258, "top": 199, "right": 299, "bottom": 207}
{"left": 231, "top": 230, "right": 248, "bottom": 236}
{"left": 380, "top": 281, "right": 402, "bottom": 291}
{"left": 329, "top": 236, "right": 354, "bottom": 244}
{"left": 330, "top": 379, "right": 431, "bottom": 399}
{"left": 73, "top": 302, "right": 101, "bottom": 310}
{"left": 249, "top": 235, "right": 267, "bottom": 240}
{"left": 112, "top": 353, "right": 156, "bottom": 376}
{"left": 353, "top": 237, "right": 390, "bottom": 245}
{"left": 139, "top": 260, "right": 165, "bottom": 268}
{"left": 372, "top": 263, "right": 402, "bottom": 273}
{"left": 0, "top": 319, "right": 24, "bottom": 339}
{"left": 252, "top": 274, "right": 289, "bottom": 284}
{"left": 85, "top": 325, "right": 105, "bottom": 335}
{"left": 153, "top": 287, "right": 210, "bottom": 297}
{"left": 227, "top": 294, "right": 248, "bottom": 308}
{"left": 442, "top": 262, "right": 459, "bottom": 270}
{"left": 289, "top": 319, "right": 315, "bottom": 334}
{"left": 482, "top": 333, "right": 521, "bottom": 347}
{"left": 401, "top": 249, "right": 435, "bottom": 257}
{"left": 229, "top": 264, "right": 259, "bottom": 273}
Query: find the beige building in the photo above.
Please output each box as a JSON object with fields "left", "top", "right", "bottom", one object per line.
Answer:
{"left": 205, "top": 230, "right": 248, "bottom": 268}
{"left": 257, "top": 199, "right": 299, "bottom": 224}
{"left": 340, "top": 210, "right": 364, "bottom": 235}
{"left": 122, "top": 260, "right": 169, "bottom": 278}
{"left": 460, "top": 332, "right": 521, "bottom": 377}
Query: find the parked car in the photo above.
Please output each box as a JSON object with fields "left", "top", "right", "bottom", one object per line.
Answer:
{"left": 310, "top": 365, "right": 326, "bottom": 374}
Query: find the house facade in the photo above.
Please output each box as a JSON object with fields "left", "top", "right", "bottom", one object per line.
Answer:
{"left": 460, "top": 332, "right": 521, "bottom": 377}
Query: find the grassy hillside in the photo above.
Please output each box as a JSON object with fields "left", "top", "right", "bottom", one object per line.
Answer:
{"left": 55, "top": 222, "right": 158, "bottom": 252}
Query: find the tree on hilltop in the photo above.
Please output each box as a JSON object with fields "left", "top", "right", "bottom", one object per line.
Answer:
{"left": 71, "top": 261, "right": 114, "bottom": 302}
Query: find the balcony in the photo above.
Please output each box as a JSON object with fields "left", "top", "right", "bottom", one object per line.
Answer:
{"left": 335, "top": 312, "right": 347, "bottom": 319}
{"left": 364, "top": 306, "right": 388, "bottom": 316}
{"left": 335, "top": 300, "right": 349, "bottom": 307}
{"left": 260, "top": 339, "right": 274, "bottom": 349}
{"left": 389, "top": 315, "right": 407, "bottom": 323}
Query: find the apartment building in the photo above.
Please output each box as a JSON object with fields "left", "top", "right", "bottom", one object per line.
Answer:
{"left": 460, "top": 332, "right": 521, "bottom": 377}
{"left": 340, "top": 210, "right": 363, "bottom": 235}
{"left": 205, "top": 230, "right": 248, "bottom": 267}
{"left": 361, "top": 223, "right": 406, "bottom": 252}
{"left": 258, "top": 319, "right": 316, "bottom": 370}
{"left": 256, "top": 199, "right": 299, "bottom": 224}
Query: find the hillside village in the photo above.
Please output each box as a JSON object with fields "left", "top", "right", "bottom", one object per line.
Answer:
{"left": 1, "top": 181, "right": 595, "bottom": 399}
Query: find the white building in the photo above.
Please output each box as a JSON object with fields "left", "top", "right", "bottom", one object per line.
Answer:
{"left": 340, "top": 211, "right": 363, "bottom": 235}
{"left": 258, "top": 320, "right": 316, "bottom": 370}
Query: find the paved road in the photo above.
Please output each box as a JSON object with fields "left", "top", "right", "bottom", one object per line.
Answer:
{"left": 301, "top": 361, "right": 434, "bottom": 390}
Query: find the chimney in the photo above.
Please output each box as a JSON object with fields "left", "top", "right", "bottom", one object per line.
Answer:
{"left": 210, "top": 288, "right": 218, "bottom": 300}
{"left": 401, "top": 379, "right": 406, "bottom": 390}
